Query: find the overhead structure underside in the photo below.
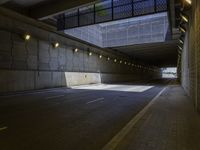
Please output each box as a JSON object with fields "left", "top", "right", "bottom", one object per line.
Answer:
{"left": 57, "top": 0, "right": 168, "bottom": 30}
{"left": 0, "top": 0, "right": 178, "bottom": 67}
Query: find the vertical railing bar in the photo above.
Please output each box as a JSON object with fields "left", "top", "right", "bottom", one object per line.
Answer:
{"left": 77, "top": 9, "right": 80, "bottom": 27}
{"left": 64, "top": 14, "right": 66, "bottom": 30}
{"left": 167, "top": 0, "right": 172, "bottom": 40}
{"left": 62, "top": 14, "right": 65, "bottom": 30}
{"left": 154, "top": 0, "right": 157, "bottom": 12}
{"left": 112, "top": 0, "right": 114, "bottom": 20}
{"left": 94, "top": 4, "right": 96, "bottom": 24}
{"left": 132, "top": 0, "right": 134, "bottom": 17}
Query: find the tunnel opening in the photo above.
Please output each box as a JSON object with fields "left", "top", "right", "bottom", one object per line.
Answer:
{"left": 161, "top": 67, "right": 177, "bottom": 79}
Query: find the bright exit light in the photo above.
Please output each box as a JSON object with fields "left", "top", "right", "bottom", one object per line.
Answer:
{"left": 162, "top": 67, "right": 177, "bottom": 78}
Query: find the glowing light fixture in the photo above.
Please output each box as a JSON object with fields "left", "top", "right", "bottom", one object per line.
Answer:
{"left": 179, "top": 26, "right": 186, "bottom": 33}
{"left": 107, "top": 57, "right": 110, "bottom": 61}
{"left": 74, "top": 48, "right": 79, "bottom": 52}
{"left": 24, "top": 34, "right": 31, "bottom": 41}
{"left": 185, "top": 0, "right": 192, "bottom": 5}
{"left": 89, "top": 52, "right": 92, "bottom": 56}
{"left": 114, "top": 59, "right": 117, "bottom": 63}
{"left": 120, "top": 60, "right": 122, "bottom": 64}
{"left": 99, "top": 55, "right": 102, "bottom": 59}
{"left": 53, "top": 42, "right": 60, "bottom": 48}
{"left": 124, "top": 61, "right": 127, "bottom": 65}
{"left": 180, "top": 13, "right": 189, "bottom": 23}
{"left": 179, "top": 39, "right": 184, "bottom": 44}
{"left": 178, "top": 45, "right": 183, "bottom": 50}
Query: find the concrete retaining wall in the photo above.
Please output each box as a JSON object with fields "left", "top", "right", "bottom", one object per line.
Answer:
{"left": 181, "top": 0, "right": 200, "bottom": 112}
{"left": 0, "top": 7, "right": 161, "bottom": 93}
{"left": 65, "top": 72, "right": 101, "bottom": 86}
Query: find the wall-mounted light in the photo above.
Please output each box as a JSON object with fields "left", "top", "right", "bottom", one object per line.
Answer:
{"left": 114, "top": 59, "right": 117, "bottom": 63}
{"left": 124, "top": 61, "right": 127, "bottom": 65}
{"left": 53, "top": 42, "right": 60, "bottom": 48}
{"left": 180, "top": 13, "right": 189, "bottom": 23}
{"left": 107, "top": 57, "right": 110, "bottom": 61}
{"left": 178, "top": 50, "right": 182, "bottom": 54}
{"left": 89, "top": 52, "right": 92, "bottom": 56}
{"left": 74, "top": 48, "right": 79, "bottom": 52}
{"left": 99, "top": 55, "right": 102, "bottom": 59}
{"left": 128, "top": 63, "right": 131, "bottom": 66}
{"left": 24, "top": 34, "right": 31, "bottom": 41}
{"left": 178, "top": 45, "right": 183, "bottom": 50}
{"left": 185, "top": 0, "right": 192, "bottom": 5}
{"left": 120, "top": 60, "right": 122, "bottom": 64}
{"left": 179, "top": 26, "right": 186, "bottom": 33}
{"left": 179, "top": 39, "right": 184, "bottom": 44}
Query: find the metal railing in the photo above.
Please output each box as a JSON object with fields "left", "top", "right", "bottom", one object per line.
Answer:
{"left": 57, "top": 0, "right": 168, "bottom": 30}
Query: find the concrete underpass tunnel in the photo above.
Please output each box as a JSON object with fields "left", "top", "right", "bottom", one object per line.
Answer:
{"left": 1, "top": 0, "right": 200, "bottom": 150}
{"left": 0, "top": 1, "right": 199, "bottom": 108}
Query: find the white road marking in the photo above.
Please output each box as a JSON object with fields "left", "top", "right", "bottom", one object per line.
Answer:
{"left": 0, "top": 127, "right": 8, "bottom": 131}
{"left": 46, "top": 95, "right": 65, "bottom": 100}
{"left": 87, "top": 98, "right": 104, "bottom": 104}
{"left": 102, "top": 87, "right": 167, "bottom": 150}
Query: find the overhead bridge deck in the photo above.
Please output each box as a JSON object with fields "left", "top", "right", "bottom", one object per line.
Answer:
{"left": 57, "top": 0, "right": 168, "bottom": 30}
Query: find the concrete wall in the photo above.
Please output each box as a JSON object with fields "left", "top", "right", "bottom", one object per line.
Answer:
{"left": 0, "top": 7, "right": 161, "bottom": 93}
{"left": 65, "top": 72, "right": 101, "bottom": 86}
{"left": 181, "top": 0, "right": 200, "bottom": 112}
{"left": 181, "top": 32, "right": 190, "bottom": 95}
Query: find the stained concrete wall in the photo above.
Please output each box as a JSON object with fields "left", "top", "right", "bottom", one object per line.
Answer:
{"left": 181, "top": 32, "right": 190, "bottom": 95}
{"left": 181, "top": 0, "right": 200, "bottom": 112}
{"left": 0, "top": 7, "right": 161, "bottom": 93}
{"left": 65, "top": 72, "right": 101, "bottom": 86}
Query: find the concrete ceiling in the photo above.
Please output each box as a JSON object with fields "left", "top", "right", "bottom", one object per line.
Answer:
{"left": 111, "top": 40, "right": 178, "bottom": 67}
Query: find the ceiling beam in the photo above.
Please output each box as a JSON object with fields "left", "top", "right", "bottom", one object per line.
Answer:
{"left": 30, "top": 0, "right": 96, "bottom": 20}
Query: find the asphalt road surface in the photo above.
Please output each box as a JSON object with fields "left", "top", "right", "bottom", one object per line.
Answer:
{"left": 0, "top": 80, "right": 169, "bottom": 150}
